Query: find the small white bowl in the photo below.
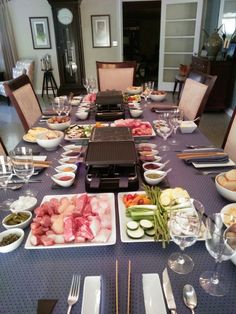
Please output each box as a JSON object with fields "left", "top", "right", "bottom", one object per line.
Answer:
{"left": 58, "top": 157, "right": 79, "bottom": 165}
{"left": 55, "top": 164, "right": 77, "bottom": 173}
{"left": 10, "top": 196, "right": 37, "bottom": 212}
{"left": 129, "top": 109, "right": 143, "bottom": 118}
{"left": 76, "top": 110, "right": 89, "bottom": 120}
{"left": 126, "top": 86, "right": 142, "bottom": 95}
{"left": 61, "top": 150, "right": 81, "bottom": 158}
{"left": 140, "top": 155, "right": 162, "bottom": 162}
{"left": 46, "top": 117, "right": 71, "bottom": 131}
{"left": 221, "top": 203, "right": 236, "bottom": 227}
{"left": 139, "top": 149, "right": 159, "bottom": 157}
{"left": 144, "top": 169, "right": 168, "bottom": 185}
{"left": 150, "top": 92, "right": 167, "bottom": 102}
{"left": 215, "top": 174, "right": 236, "bottom": 202}
{"left": 63, "top": 144, "right": 82, "bottom": 151}
{"left": 51, "top": 172, "right": 75, "bottom": 187}
{"left": 142, "top": 162, "right": 166, "bottom": 172}
{"left": 36, "top": 130, "right": 64, "bottom": 151}
{"left": 0, "top": 228, "right": 24, "bottom": 253}
{"left": 137, "top": 143, "right": 157, "bottom": 151}
{"left": 2, "top": 211, "right": 32, "bottom": 230}
{"left": 180, "top": 121, "right": 197, "bottom": 134}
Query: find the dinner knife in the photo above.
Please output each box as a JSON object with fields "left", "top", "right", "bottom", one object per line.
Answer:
{"left": 162, "top": 268, "right": 177, "bottom": 314}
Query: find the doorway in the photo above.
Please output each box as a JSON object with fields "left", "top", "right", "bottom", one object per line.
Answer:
{"left": 122, "top": 1, "right": 161, "bottom": 85}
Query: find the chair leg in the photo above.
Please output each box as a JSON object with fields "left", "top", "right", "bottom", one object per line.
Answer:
{"left": 178, "top": 81, "right": 183, "bottom": 99}
{"left": 173, "top": 79, "right": 178, "bottom": 95}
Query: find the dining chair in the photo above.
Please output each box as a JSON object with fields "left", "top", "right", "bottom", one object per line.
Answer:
{"left": 222, "top": 106, "right": 236, "bottom": 163}
{"left": 96, "top": 61, "right": 137, "bottom": 92}
{"left": 178, "top": 70, "right": 217, "bottom": 124}
{"left": 3, "top": 74, "right": 42, "bottom": 132}
{"left": 0, "top": 137, "right": 8, "bottom": 156}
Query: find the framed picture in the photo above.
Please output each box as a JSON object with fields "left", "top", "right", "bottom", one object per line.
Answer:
{"left": 91, "top": 15, "right": 111, "bottom": 48}
{"left": 29, "top": 17, "right": 51, "bottom": 49}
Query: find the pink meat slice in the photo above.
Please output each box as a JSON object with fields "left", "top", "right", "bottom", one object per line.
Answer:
{"left": 64, "top": 216, "right": 75, "bottom": 242}
{"left": 74, "top": 193, "right": 89, "bottom": 214}
{"left": 88, "top": 216, "right": 101, "bottom": 237}
{"left": 92, "top": 228, "right": 111, "bottom": 243}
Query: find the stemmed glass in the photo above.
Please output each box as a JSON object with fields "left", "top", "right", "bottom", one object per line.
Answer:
{"left": 143, "top": 81, "right": 154, "bottom": 104}
{"left": 199, "top": 213, "right": 236, "bottom": 296}
{"left": 63, "top": 98, "right": 72, "bottom": 116}
{"left": 168, "top": 199, "right": 205, "bottom": 274}
{"left": 9, "top": 147, "right": 35, "bottom": 197}
{"left": 155, "top": 112, "right": 173, "bottom": 151}
{"left": 82, "top": 78, "right": 90, "bottom": 94}
{"left": 0, "top": 156, "right": 13, "bottom": 210}
{"left": 169, "top": 109, "right": 184, "bottom": 145}
{"left": 89, "top": 77, "right": 97, "bottom": 93}
{"left": 52, "top": 97, "right": 65, "bottom": 116}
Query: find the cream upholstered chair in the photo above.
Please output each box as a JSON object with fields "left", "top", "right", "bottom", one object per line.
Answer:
{"left": 0, "top": 137, "right": 7, "bottom": 156}
{"left": 178, "top": 70, "right": 217, "bottom": 123}
{"left": 4, "top": 74, "right": 42, "bottom": 132}
{"left": 0, "top": 59, "right": 34, "bottom": 98}
{"left": 96, "top": 61, "right": 136, "bottom": 92}
{"left": 222, "top": 107, "right": 236, "bottom": 163}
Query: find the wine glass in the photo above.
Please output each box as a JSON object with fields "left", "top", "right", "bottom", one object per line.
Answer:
{"left": 63, "top": 98, "right": 72, "bottom": 116}
{"left": 143, "top": 82, "right": 153, "bottom": 104}
{"left": 52, "top": 97, "right": 65, "bottom": 116}
{"left": 88, "top": 76, "right": 97, "bottom": 93}
{"left": 169, "top": 109, "right": 184, "bottom": 145}
{"left": 168, "top": 199, "right": 204, "bottom": 274}
{"left": 155, "top": 112, "right": 173, "bottom": 151}
{"left": 82, "top": 78, "right": 90, "bottom": 94}
{"left": 9, "top": 147, "right": 35, "bottom": 197}
{"left": 0, "top": 156, "right": 13, "bottom": 210}
{"left": 199, "top": 213, "right": 236, "bottom": 296}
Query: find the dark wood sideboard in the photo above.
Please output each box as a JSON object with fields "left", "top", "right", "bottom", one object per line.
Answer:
{"left": 191, "top": 56, "right": 236, "bottom": 111}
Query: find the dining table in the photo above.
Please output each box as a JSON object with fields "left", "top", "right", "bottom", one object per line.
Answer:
{"left": 1, "top": 98, "right": 236, "bottom": 314}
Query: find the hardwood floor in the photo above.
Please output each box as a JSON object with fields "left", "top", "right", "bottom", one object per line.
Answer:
{"left": 0, "top": 95, "right": 231, "bottom": 152}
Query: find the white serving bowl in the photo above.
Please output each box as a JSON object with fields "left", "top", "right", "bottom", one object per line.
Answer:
{"left": 142, "top": 162, "right": 166, "bottom": 172}
{"left": 150, "top": 91, "right": 167, "bottom": 102}
{"left": 126, "top": 86, "right": 142, "bottom": 95}
{"left": 46, "top": 116, "right": 71, "bottom": 131}
{"left": 180, "top": 121, "right": 197, "bottom": 134}
{"left": 0, "top": 228, "right": 24, "bottom": 253}
{"left": 144, "top": 169, "right": 168, "bottom": 185}
{"left": 215, "top": 174, "right": 236, "bottom": 202}
{"left": 36, "top": 130, "right": 64, "bottom": 151}
{"left": 2, "top": 211, "right": 32, "bottom": 230}
{"left": 76, "top": 110, "right": 89, "bottom": 120}
{"left": 221, "top": 203, "right": 236, "bottom": 227}
{"left": 55, "top": 164, "right": 77, "bottom": 173}
{"left": 51, "top": 172, "right": 75, "bottom": 187}
{"left": 129, "top": 109, "right": 143, "bottom": 118}
{"left": 10, "top": 196, "right": 37, "bottom": 212}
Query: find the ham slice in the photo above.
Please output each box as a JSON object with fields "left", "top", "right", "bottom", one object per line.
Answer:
{"left": 64, "top": 216, "right": 75, "bottom": 242}
{"left": 92, "top": 229, "right": 111, "bottom": 243}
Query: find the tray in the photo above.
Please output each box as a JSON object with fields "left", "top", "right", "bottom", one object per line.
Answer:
{"left": 65, "top": 124, "right": 109, "bottom": 142}
{"left": 25, "top": 193, "right": 116, "bottom": 249}
{"left": 192, "top": 158, "right": 235, "bottom": 168}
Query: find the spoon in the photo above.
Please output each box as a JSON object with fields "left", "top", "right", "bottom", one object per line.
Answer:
{"left": 183, "top": 284, "right": 197, "bottom": 314}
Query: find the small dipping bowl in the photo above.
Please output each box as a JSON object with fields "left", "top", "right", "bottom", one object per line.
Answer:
{"left": 144, "top": 169, "right": 168, "bottom": 185}
{"left": 58, "top": 157, "right": 79, "bottom": 165}
{"left": 55, "top": 164, "right": 77, "bottom": 173}
{"left": 51, "top": 172, "right": 75, "bottom": 187}
{"left": 142, "top": 162, "right": 166, "bottom": 172}
{"left": 61, "top": 150, "right": 81, "bottom": 158}
{"left": 2, "top": 211, "right": 32, "bottom": 230}
{"left": 140, "top": 155, "right": 162, "bottom": 162}
{"left": 76, "top": 110, "right": 89, "bottom": 120}
{"left": 0, "top": 228, "right": 24, "bottom": 253}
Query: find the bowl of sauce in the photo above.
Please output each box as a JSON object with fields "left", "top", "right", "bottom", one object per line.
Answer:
{"left": 142, "top": 162, "right": 166, "bottom": 171}
{"left": 144, "top": 169, "right": 168, "bottom": 185}
{"left": 51, "top": 172, "right": 75, "bottom": 187}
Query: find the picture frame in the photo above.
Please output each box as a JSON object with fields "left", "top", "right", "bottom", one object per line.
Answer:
{"left": 29, "top": 17, "right": 51, "bottom": 49}
{"left": 91, "top": 15, "right": 111, "bottom": 48}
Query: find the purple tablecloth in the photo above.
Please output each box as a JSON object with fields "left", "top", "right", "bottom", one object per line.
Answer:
{"left": 1, "top": 103, "right": 236, "bottom": 314}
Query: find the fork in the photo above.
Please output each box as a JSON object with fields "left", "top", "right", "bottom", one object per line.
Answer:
{"left": 67, "top": 274, "right": 81, "bottom": 314}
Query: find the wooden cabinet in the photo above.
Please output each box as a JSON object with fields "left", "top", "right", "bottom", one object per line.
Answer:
{"left": 191, "top": 56, "right": 236, "bottom": 111}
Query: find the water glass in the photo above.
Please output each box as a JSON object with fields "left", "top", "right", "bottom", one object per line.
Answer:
{"left": 0, "top": 156, "right": 13, "bottom": 210}
{"left": 82, "top": 78, "right": 90, "bottom": 94}
{"left": 155, "top": 112, "right": 173, "bottom": 151}
{"left": 63, "top": 98, "right": 72, "bottom": 116}
{"left": 169, "top": 109, "right": 184, "bottom": 145}
{"left": 52, "top": 97, "right": 65, "bottom": 116}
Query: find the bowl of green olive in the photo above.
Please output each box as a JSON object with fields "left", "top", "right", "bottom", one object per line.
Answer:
{"left": 0, "top": 228, "right": 24, "bottom": 253}
{"left": 2, "top": 211, "right": 32, "bottom": 230}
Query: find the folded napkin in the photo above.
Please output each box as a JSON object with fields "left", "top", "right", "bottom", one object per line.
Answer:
{"left": 177, "top": 149, "right": 229, "bottom": 164}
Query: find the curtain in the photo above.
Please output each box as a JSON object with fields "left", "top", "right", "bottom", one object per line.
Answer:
{"left": 0, "top": 0, "right": 18, "bottom": 79}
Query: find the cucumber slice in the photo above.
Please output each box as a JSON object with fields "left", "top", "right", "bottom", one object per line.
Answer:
{"left": 126, "top": 221, "right": 139, "bottom": 231}
{"left": 126, "top": 226, "right": 145, "bottom": 239}
{"left": 140, "top": 219, "right": 154, "bottom": 230}
{"left": 145, "top": 228, "right": 155, "bottom": 237}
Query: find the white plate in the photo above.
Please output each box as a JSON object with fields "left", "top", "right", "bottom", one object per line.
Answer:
{"left": 142, "top": 273, "right": 167, "bottom": 314}
{"left": 192, "top": 158, "right": 235, "bottom": 168}
{"left": 81, "top": 276, "right": 101, "bottom": 314}
{"left": 25, "top": 193, "right": 116, "bottom": 249}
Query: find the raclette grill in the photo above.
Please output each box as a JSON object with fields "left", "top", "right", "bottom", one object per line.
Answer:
{"left": 90, "top": 126, "right": 132, "bottom": 142}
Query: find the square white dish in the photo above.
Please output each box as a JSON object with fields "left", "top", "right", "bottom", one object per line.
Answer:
{"left": 81, "top": 276, "right": 101, "bottom": 314}
{"left": 25, "top": 193, "right": 116, "bottom": 249}
{"left": 192, "top": 158, "right": 235, "bottom": 168}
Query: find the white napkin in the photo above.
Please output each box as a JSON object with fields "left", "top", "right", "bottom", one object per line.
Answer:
{"left": 81, "top": 276, "right": 101, "bottom": 314}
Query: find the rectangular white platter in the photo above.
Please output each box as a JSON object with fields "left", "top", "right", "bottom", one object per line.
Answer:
{"left": 118, "top": 191, "right": 205, "bottom": 243}
{"left": 192, "top": 158, "right": 235, "bottom": 168}
{"left": 64, "top": 124, "right": 109, "bottom": 142}
{"left": 25, "top": 193, "right": 116, "bottom": 249}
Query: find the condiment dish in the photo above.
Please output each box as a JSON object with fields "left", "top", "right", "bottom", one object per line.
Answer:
{"left": 10, "top": 196, "right": 37, "bottom": 212}
{"left": 76, "top": 110, "right": 89, "bottom": 120}
{"left": 180, "top": 121, "right": 197, "bottom": 133}
{"left": 220, "top": 204, "right": 236, "bottom": 227}
{"left": 144, "top": 169, "right": 171, "bottom": 185}
{"left": 63, "top": 144, "right": 82, "bottom": 151}
{"left": 142, "top": 161, "right": 168, "bottom": 172}
{"left": 0, "top": 228, "right": 24, "bottom": 253}
{"left": 224, "top": 224, "right": 236, "bottom": 265}
{"left": 51, "top": 172, "right": 75, "bottom": 187}
{"left": 58, "top": 157, "right": 79, "bottom": 165}
{"left": 2, "top": 211, "right": 32, "bottom": 230}
{"left": 137, "top": 143, "right": 157, "bottom": 151}
{"left": 61, "top": 150, "right": 81, "bottom": 158}
{"left": 139, "top": 149, "right": 159, "bottom": 157}
{"left": 55, "top": 164, "right": 77, "bottom": 173}
{"left": 129, "top": 108, "right": 143, "bottom": 118}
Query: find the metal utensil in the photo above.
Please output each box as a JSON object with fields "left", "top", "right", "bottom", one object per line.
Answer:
{"left": 67, "top": 274, "right": 81, "bottom": 314}
{"left": 183, "top": 284, "right": 197, "bottom": 314}
{"left": 197, "top": 170, "right": 225, "bottom": 175}
{"left": 0, "top": 184, "right": 23, "bottom": 190}
{"left": 8, "top": 179, "right": 42, "bottom": 184}
{"left": 162, "top": 268, "right": 177, "bottom": 314}
{"left": 186, "top": 145, "right": 214, "bottom": 149}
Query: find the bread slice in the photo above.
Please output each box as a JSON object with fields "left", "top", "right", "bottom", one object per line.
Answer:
{"left": 225, "top": 169, "right": 236, "bottom": 181}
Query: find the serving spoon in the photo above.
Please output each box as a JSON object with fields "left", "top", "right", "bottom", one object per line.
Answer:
{"left": 183, "top": 284, "right": 197, "bottom": 314}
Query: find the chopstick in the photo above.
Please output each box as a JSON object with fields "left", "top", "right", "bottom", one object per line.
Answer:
{"left": 13, "top": 159, "right": 52, "bottom": 168}
{"left": 127, "top": 260, "right": 131, "bottom": 314}
{"left": 116, "top": 259, "right": 119, "bottom": 314}
{"left": 177, "top": 152, "right": 227, "bottom": 159}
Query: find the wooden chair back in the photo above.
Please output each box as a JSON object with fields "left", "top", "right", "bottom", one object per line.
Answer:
{"left": 178, "top": 70, "right": 217, "bottom": 123}
{"left": 96, "top": 61, "right": 136, "bottom": 92}
{"left": 4, "top": 74, "right": 42, "bottom": 132}
{"left": 0, "top": 137, "right": 8, "bottom": 156}
{"left": 222, "top": 107, "right": 236, "bottom": 163}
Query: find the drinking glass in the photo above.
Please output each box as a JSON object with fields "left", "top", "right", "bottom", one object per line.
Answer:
{"left": 143, "top": 81, "right": 153, "bottom": 104}
{"left": 9, "top": 147, "right": 35, "bottom": 196}
{"left": 52, "top": 97, "right": 65, "bottom": 116}
{"left": 88, "top": 77, "right": 97, "bottom": 93}
{"left": 169, "top": 109, "right": 184, "bottom": 145}
{"left": 199, "top": 213, "right": 236, "bottom": 296}
{"left": 82, "top": 78, "right": 90, "bottom": 94}
{"left": 63, "top": 98, "right": 72, "bottom": 116}
{"left": 155, "top": 112, "right": 173, "bottom": 151}
{"left": 0, "top": 156, "right": 13, "bottom": 210}
{"left": 168, "top": 199, "right": 204, "bottom": 274}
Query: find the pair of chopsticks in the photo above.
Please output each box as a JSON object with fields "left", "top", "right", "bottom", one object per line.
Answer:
{"left": 116, "top": 259, "right": 131, "bottom": 314}
{"left": 177, "top": 151, "right": 227, "bottom": 160}
{"left": 13, "top": 159, "right": 52, "bottom": 168}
